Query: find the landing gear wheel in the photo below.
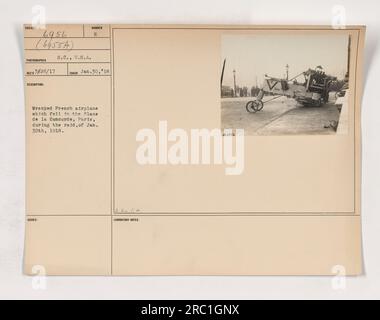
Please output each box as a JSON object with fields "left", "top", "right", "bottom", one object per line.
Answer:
{"left": 246, "top": 100, "right": 264, "bottom": 113}
{"left": 255, "top": 100, "right": 264, "bottom": 111}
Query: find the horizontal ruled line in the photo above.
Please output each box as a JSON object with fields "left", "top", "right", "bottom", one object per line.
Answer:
{"left": 25, "top": 61, "right": 111, "bottom": 64}
{"left": 24, "top": 36, "right": 110, "bottom": 39}
{"left": 25, "top": 74, "right": 111, "bottom": 77}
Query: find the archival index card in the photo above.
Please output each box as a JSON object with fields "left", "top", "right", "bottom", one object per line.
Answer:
{"left": 24, "top": 25, "right": 365, "bottom": 275}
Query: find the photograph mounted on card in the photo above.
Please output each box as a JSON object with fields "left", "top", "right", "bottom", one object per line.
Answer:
{"left": 23, "top": 25, "right": 365, "bottom": 276}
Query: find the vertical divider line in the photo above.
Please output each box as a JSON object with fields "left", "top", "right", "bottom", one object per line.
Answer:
{"left": 110, "top": 25, "right": 114, "bottom": 276}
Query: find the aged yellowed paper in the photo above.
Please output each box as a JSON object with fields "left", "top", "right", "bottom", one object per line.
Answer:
{"left": 24, "top": 25, "right": 365, "bottom": 275}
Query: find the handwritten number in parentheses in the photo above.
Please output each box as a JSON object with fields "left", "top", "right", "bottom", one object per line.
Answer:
{"left": 35, "top": 38, "right": 73, "bottom": 51}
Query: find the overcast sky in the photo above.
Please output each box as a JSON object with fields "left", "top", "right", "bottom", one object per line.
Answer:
{"left": 221, "top": 34, "right": 349, "bottom": 88}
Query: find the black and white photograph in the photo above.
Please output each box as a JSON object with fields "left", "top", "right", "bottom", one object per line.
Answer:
{"left": 221, "top": 34, "right": 351, "bottom": 135}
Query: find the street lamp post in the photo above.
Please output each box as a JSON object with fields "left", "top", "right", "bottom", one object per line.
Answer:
{"left": 286, "top": 64, "right": 289, "bottom": 80}
{"left": 233, "top": 69, "right": 237, "bottom": 97}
